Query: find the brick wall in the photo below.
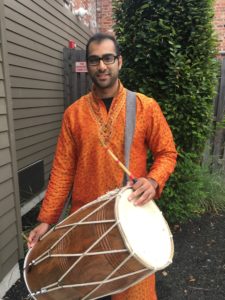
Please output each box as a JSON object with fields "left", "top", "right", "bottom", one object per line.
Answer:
{"left": 66, "top": 0, "right": 97, "bottom": 32}
{"left": 96, "top": 0, "right": 114, "bottom": 34}
{"left": 68, "top": 0, "right": 114, "bottom": 34}
{"left": 214, "top": 0, "right": 225, "bottom": 54}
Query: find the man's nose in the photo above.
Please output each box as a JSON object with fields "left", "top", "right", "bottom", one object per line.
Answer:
{"left": 98, "top": 59, "right": 107, "bottom": 71}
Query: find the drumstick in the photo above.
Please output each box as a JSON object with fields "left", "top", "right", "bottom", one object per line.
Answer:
{"left": 100, "top": 140, "right": 137, "bottom": 183}
{"left": 21, "top": 232, "right": 29, "bottom": 242}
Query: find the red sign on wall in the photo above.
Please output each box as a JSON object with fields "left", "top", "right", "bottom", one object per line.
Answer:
{"left": 75, "top": 62, "right": 87, "bottom": 73}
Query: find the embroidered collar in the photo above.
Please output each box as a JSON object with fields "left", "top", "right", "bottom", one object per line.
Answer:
{"left": 87, "top": 81, "right": 126, "bottom": 145}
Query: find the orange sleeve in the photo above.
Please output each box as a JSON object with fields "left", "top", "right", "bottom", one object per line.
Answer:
{"left": 146, "top": 100, "right": 177, "bottom": 198}
{"left": 38, "top": 109, "right": 78, "bottom": 224}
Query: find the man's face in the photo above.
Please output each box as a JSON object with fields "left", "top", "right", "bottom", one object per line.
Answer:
{"left": 87, "top": 39, "right": 122, "bottom": 90}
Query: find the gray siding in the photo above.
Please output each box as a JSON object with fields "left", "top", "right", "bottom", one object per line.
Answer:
{"left": 4, "top": 0, "right": 91, "bottom": 183}
{"left": 0, "top": 0, "right": 92, "bottom": 287}
{"left": 0, "top": 39, "right": 21, "bottom": 281}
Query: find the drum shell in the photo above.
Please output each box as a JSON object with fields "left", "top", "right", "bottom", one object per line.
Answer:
{"left": 24, "top": 193, "right": 153, "bottom": 300}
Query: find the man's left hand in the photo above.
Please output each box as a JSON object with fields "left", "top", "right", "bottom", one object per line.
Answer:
{"left": 127, "top": 177, "right": 158, "bottom": 206}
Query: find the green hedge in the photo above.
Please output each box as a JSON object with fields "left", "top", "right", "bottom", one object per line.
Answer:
{"left": 114, "top": 0, "right": 219, "bottom": 222}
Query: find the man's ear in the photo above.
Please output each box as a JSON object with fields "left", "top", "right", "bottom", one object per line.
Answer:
{"left": 118, "top": 55, "right": 123, "bottom": 70}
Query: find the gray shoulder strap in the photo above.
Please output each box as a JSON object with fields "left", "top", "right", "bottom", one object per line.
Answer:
{"left": 124, "top": 89, "right": 136, "bottom": 182}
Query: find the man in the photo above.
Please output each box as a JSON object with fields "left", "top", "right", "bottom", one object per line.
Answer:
{"left": 28, "top": 33, "right": 177, "bottom": 300}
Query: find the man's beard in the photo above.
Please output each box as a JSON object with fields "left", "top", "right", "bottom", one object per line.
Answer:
{"left": 91, "top": 71, "right": 118, "bottom": 89}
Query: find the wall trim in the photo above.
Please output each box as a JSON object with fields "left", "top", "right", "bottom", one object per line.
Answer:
{"left": 0, "top": 263, "right": 20, "bottom": 299}
{"left": 21, "top": 190, "right": 46, "bottom": 217}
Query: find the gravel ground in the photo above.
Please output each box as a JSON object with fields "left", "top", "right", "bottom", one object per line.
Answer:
{"left": 3, "top": 213, "right": 225, "bottom": 300}
{"left": 157, "top": 213, "right": 225, "bottom": 300}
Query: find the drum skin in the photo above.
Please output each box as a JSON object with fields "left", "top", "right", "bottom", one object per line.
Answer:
{"left": 24, "top": 188, "right": 173, "bottom": 300}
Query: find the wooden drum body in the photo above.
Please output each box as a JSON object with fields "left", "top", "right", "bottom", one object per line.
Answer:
{"left": 24, "top": 187, "right": 174, "bottom": 300}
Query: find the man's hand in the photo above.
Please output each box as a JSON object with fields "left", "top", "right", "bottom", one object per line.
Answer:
{"left": 27, "top": 222, "right": 50, "bottom": 249}
{"left": 127, "top": 177, "right": 158, "bottom": 206}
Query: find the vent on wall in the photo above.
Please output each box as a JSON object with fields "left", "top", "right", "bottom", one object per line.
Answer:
{"left": 18, "top": 160, "right": 44, "bottom": 204}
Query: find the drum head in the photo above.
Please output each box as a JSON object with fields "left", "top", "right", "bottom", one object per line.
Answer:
{"left": 115, "top": 188, "right": 173, "bottom": 270}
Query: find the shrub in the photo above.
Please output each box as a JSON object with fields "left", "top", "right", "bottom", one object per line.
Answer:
{"left": 197, "top": 166, "right": 225, "bottom": 213}
{"left": 158, "top": 154, "right": 225, "bottom": 223}
{"left": 113, "top": 0, "right": 219, "bottom": 222}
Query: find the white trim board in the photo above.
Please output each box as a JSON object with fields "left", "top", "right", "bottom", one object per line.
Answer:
{"left": 0, "top": 263, "right": 20, "bottom": 299}
{"left": 20, "top": 190, "right": 46, "bottom": 216}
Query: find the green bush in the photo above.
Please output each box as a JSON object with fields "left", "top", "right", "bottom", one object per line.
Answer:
{"left": 197, "top": 165, "right": 225, "bottom": 213}
{"left": 113, "top": 0, "right": 220, "bottom": 222}
{"left": 158, "top": 156, "right": 204, "bottom": 223}
{"left": 158, "top": 154, "right": 225, "bottom": 223}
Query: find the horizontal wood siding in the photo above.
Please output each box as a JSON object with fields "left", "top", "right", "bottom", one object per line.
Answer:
{"left": 0, "top": 194, "right": 14, "bottom": 217}
{"left": 0, "top": 164, "right": 12, "bottom": 183}
{"left": 0, "top": 0, "right": 92, "bottom": 284}
{"left": 0, "top": 37, "right": 20, "bottom": 281}
{"left": 4, "top": 0, "right": 91, "bottom": 184}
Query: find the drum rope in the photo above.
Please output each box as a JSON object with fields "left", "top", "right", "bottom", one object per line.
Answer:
{"left": 29, "top": 267, "right": 150, "bottom": 298}
{"left": 56, "top": 219, "right": 116, "bottom": 229}
{"left": 57, "top": 222, "right": 119, "bottom": 283}
{"left": 30, "top": 221, "right": 120, "bottom": 293}
{"left": 81, "top": 253, "right": 136, "bottom": 300}
{"left": 28, "top": 255, "right": 151, "bottom": 298}
{"left": 49, "top": 249, "right": 128, "bottom": 257}
{"left": 27, "top": 197, "right": 116, "bottom": 268}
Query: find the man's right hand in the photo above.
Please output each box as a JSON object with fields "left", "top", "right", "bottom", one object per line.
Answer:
{"left": 27, "top": 222, "right": 50, "bottom": 249}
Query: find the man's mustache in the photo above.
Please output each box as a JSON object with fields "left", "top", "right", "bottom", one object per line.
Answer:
{"left": 95, "top": 70, "right": 111, "bottom": 75}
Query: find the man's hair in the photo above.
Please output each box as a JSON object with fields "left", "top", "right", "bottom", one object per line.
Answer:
{"left": 86, "top": 33, "right": 120, "bottom": 60}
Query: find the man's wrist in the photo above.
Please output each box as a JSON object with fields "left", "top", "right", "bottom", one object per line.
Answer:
{"left": 147, "top": 178, "right": 158, "bottom": 190}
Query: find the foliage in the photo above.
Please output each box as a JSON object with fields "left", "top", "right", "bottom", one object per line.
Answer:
{"left": 113, "top": 0, "right": 220, "bottom": 222}
{"left": 114, "top": 0, "right": 218, "bottom": 155}
{"left": 197, "top": 166, "right": 225, "bottom": 213}
{"left": 158, "top": 154, "right": 225, "bottom": 223}
{"left": 157, "top": 154, "right": 204, "bottom": 223}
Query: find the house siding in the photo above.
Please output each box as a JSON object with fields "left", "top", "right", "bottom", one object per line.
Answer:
{"left": 4, "top": 0, "right": 91, "bottom": 185}
{"left": 0, "top": 0, "right": 92, "bottom": 295}
{"left": 0, "top": 59, "right": 19, "bottom": 283}
{"left": 0, "top": 5, "right": 22, "bottom": 289}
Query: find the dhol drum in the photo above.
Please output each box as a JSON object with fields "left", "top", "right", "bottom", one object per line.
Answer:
{"left": 24, "top": 187, "right": 174, "bottom": 300}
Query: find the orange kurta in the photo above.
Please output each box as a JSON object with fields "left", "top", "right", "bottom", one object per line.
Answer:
{"left": 38, "top": 82, "right": 177, "bottom": 300}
